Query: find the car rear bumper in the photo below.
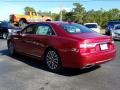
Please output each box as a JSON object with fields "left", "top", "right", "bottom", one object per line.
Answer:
{"left": 78, "top": 49, "right": 116, "bottom": 69}
{"left": 62, "top": 48, "right": 116, "bottom": 68}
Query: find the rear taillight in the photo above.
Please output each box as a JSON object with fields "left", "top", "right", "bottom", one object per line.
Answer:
{"left": 80, "top": 43, "right": 97, "bottom": 48}
{"left": 80, "top": 43, "right": 98, "bottom": 54}
{"left": 108, "top": 41, "right": 115, "bottom": 49}
{"left": 79, "top": 40, "right": 115, "bottom": 55}
{"left": 112, "top": 40, "right": 114, "bottom": 44}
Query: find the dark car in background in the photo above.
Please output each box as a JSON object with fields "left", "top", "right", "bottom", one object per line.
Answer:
{"left": 111, "top": 24, "right": 120, "bottom": 40}
{"left": 106, "top": 20, "right": 120, "bottom": 35}
{"left": 0, "top": 21, "right": 21, "bottom": 39}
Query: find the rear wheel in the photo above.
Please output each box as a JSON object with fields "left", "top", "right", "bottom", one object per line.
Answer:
{"left": 8, "top": 41, "right": 15, "bottom": 56}
{"left": 2, "top": 33, "right": 8, "bottom": 39}
{"left": 45, "top": 49, "right": 62, "bottom": 72}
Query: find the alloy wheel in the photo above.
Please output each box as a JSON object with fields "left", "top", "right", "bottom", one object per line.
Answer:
{"left": 45, "top": 50, "right": 61, "bottom": 71}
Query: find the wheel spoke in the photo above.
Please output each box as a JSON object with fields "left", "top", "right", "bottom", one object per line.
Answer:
{"left": 53, "top": 59, "right": 58, "bottom": 64}
{"left": 47, "top": 60, "right": 52, "bottom": 67}
{"left": 49, "top": 51, "right": 53, "bottom": 59}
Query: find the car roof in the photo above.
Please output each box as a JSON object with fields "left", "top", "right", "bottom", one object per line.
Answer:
{"left": 84, "top": 23, "right": 98, "bottom": 25}
{"left": 30, "top": 21, "right": 75, "bottom": 25}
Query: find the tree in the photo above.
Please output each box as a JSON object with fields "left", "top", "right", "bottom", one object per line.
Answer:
{"left": 64, "top": 12, "right": 74, "bottom": 22}
{"left": 38, "top": 10, "right": 52, "bottom": 16}
{"left": 24, "top": 7, "right": 36, "bottom": 14}
{"left": 72, "top": 3, "right": 86, "bottom": 23}
{"left": 108, "top": 9, "right": 120, "bottom": 20}
{"left": 83, "top": 9, "right": 96, "bottom": 23}
{"left": 23, "top": 4, "right": 120, "bottom": 28}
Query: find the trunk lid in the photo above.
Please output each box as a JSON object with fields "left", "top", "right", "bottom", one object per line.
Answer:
{"left": 70, "top": 32, "right": 112, "bottom": 43}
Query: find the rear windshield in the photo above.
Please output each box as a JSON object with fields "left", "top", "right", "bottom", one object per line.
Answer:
{"left": 85, "top": 24, "right": 97, "bottom": 28}
{"left": 108, "top": 21, "right": 120, "bottom": 26}
{"left": 115, "top": 25, "right": 120, "bottom": 30}
{"left": 60, "top": 23, "right": 93, "bottom": 34}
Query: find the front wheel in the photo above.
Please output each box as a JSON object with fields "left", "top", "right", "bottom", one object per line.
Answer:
{"left": 45, "top": 49, "right": 62, "bottom": 72}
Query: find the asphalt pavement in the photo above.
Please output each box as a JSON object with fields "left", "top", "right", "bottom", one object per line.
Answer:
{"left": 0, "top": 39, "right": 120, "bottom": 90}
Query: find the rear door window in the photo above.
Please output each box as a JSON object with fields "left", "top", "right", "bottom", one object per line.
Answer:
{"left": 85, "top": 24, "right": 97, "bottom": 28}
{"left": 35, "top": 24, "right": 55, "bottom": 35}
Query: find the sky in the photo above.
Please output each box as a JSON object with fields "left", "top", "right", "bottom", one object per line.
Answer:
{"left": 0, "top": 0, "right": 120, "bottom": 20}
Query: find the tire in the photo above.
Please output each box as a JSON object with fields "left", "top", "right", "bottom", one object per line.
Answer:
{"left": 8, "top": 41, "right": 15, "bottom": 56}
{"left": 45, "top": 49, "right": 62, "bottom": 72}
{"left": 2, "top": 33, "right": 8, "bottom": 39}
{"left": 19, "top": 19, "right": 28, "bottom": 29}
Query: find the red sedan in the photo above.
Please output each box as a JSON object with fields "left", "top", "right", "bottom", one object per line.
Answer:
{"left": 7, "top": 21, "right": 116, "bottom": 72}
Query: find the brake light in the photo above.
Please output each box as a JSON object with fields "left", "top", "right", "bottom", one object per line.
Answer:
{"left": 80, "top": 43, "right": 97, "bottom": 48}
{"left": 112, "top": 40, "right": 114, "bottom": 44}
{"left": 80, "top": 43, "right": 99, "bottom": 55}
{"left": 108, "top": 41, "right": 115, "bottom": 49}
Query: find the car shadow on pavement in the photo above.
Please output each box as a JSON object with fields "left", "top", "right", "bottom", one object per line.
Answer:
{"left": 0, "top": 49, "right": 100, "bottom": 76}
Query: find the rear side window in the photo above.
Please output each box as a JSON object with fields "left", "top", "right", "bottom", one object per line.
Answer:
{"left": 115, "top": 25, "right": 120, "bottom": 30}
{"left": 85, "top": 24, "right": 97, "bottom": 28}
{"left": 60, "top": 23, "right": 93, "bottom": 34}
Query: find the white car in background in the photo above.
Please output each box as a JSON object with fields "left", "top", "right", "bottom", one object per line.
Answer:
{"left": 84, "top": 23, "right": 101, "bottom": 33}
{"left": 111, "top": 24, "right": 120, "bottom": 40}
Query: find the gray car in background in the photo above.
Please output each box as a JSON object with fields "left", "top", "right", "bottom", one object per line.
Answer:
{"left": 111, "top": 24, "right": 120, "bottom": 40}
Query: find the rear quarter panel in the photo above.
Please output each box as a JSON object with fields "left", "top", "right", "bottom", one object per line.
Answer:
{"left": 46, "top": 35, "right": 81, "bottom": 67}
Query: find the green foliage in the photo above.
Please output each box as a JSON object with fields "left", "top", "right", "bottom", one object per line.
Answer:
{"left": 24, "top": 6, "right": 36, "bottom": 14}
{"left": 24, "top": 4, "right": 120, "bottom": 28}
{"left": 72, "top": 3, "right": 85, "bottom": 23}
{"left": 38, "top": 10, "right": 52, "bottom": 16}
